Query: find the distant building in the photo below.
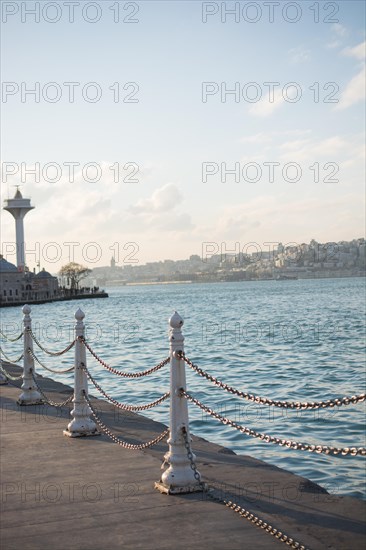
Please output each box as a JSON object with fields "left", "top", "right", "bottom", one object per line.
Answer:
{"left": 1, "top": 189, "right": 60, "bottom": 305}
{"left": 0, "top": 257, "right": 59, "bottom": 305}
{"left": 3, "top": 188, "right": 34, "bottom": 272}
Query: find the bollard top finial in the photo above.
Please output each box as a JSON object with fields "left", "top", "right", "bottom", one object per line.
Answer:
{"left": 75, "top": 308, "right": 85, "bottom": 321}
{"left": 22, "top": 304, "right": 31, "bottom": 315}
{"left": 169, "top": 311, "right": 184, "bottom": 329}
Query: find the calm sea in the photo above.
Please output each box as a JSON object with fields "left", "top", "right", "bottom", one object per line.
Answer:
{"left": 1, "top": 277, "right": 365, "bottom": 499}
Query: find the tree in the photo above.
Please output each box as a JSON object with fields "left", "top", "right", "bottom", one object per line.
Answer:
{"left": 59, "top": 262, "right": 91, "bottom": 290}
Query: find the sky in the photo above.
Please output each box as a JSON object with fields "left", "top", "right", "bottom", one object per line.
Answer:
{"left": 0, "top": 0, "right": 365, "bottom": 273}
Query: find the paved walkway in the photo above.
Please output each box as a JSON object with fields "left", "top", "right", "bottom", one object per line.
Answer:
{"left": 0, "top": 364, "right": 365, "bottom": 550}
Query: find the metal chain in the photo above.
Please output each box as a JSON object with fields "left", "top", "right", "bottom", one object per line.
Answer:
{"left": 182, "top": 426, "right": 205, "bottom": 486}
{"left": 28, "top": 329, "right": 76, "bottom": 357}
{"left": 0, "top": 347, "right": 24, "bottom": 364}
{"left": 0, "top": 364, "right": 23, "bottom": 381}
{"left": 80, "top": 362, "right": 170, "bottom": 411}
{"left": 30, "top": 369, "right": 74, "bottom": 407}
{"left": 80, "top": 337, "right": 170, "bottom": 378}
{"left": 181, "top": 428, "right": 309, "bottom": 550}
{"left": 182, "top": 390, "right": 366, "bottom": 457}
{"left": 224, "top": 499, "right": 309, "bottom": 549}
{"left": 180, "top": 354, "right": 366, "bottom": 410}
{"left": 28, "top": 348, "right": 74, "bottom": 374}
{"left": 0, "top": 329, "right": 24, "bottom": 342}
{"left": 83, "top": 391, "right": 169, "bottom": 449}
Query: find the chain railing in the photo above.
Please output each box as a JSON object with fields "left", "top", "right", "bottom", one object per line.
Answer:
{"left": 28, "top": 348, "right": 74, "bottom": 374}
{"left": 2, "top": 305, "right": 365, "bottom": 547}
{"left": 182, "top": 427, "right": 309, "bottom": 550}
{"left": 0, "top": 347, "right": 24, "bottom": 365}
{"left": 180, "top": 354, "right": 366, "bottom": 410}
{"left": 80, "top": 361, "right": 170, "bottom": 411}
{"left": 182, "top": 389, "right": 366, "bottom": 457}
{"left": 28, "top": 329, "right": 77, "bottom": 356}
{"left": 0, "top": 363, "right": 23, "bottom": 381}
{"left": 30, "top": 369, "right": 74, "bottom": 407}
{"left": 3, "top": 307, "right": 365, "bottom": 488}
{"left": 0, "top": 331, "right": 24, "bottom": 384}
{"left": 83, "top": 391, "right": 169, "bottom": 449}
{"left": 0, "top": 329, "right": 23, "bottom": 342}
{"left": 80, "top": 336, "right": 170, "bottom": 378}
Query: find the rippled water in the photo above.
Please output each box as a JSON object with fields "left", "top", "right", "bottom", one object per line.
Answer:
{"left": 1, "top": 278, "right": 365, "bottom": 499}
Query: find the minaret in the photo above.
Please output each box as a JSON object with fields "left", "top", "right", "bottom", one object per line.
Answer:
{"left": 3, "top": 188, "right": 34, "bottom": 272}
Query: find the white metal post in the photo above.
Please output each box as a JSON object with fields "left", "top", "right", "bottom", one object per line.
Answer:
{"left": 155, "top": 311, "right": 203, "bottom": 494}
{"left": 18, "top": 305, "right": 43, "bottom": 405}
{"left": 64, "top": 308, "right": 99, "bottom": 437}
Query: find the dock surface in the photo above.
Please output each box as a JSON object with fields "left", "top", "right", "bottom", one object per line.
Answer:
{"left": 1, "top": 365, "right": 365, "bottom": 550}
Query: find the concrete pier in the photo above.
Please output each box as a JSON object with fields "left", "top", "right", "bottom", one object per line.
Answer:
{"left": 1, "top": 362, "right": 365, "bottom": 550}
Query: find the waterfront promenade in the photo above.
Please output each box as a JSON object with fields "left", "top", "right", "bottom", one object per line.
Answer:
{"left": 0, "top": 291, "right": 108, "bottom": 308}
{"left": 1, "top": 363, "right": 365, "bottom": 550}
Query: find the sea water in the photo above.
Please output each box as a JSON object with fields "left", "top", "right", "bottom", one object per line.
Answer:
{"left": 1, "top": 277, "right": 365, "bottom": 499}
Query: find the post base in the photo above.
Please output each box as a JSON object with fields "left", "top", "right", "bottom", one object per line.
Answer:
{"left": 63, "top": 429, "right": 100, "bottom": 438}
{"left": 154, "top": 481, "right": 207, "bottom": 495}
{"left": 17, "top": 397, "right": 44, "bottom": 406}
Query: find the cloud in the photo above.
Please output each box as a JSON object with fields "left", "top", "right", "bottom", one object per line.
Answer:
{"left": 278, "top": 135, "right": 351, "bottom": 163}
{"left": 288, "top": 46, "right": 311, "bottom": 64}
{"left": 129, "top": 183, "right": 182, "bottom": 214}
{"left": 199, "top": 194, "right": 365, "bottom": 244}
{"left": 240, "top": 130, "right": 312, "bottom": 145}
{"left": 336, "top": 64, "right": 365, "bottom": 110}
{"left": 342, "top": 41, "right": 366, "bottom": 61}
{"left": 332, "top": 23, "right": 348, "bottom": 37}
{"left": 326, "top": 23, "right": 348, "bottom": 49}
{"left": 239, "top": 133, "right": 272, "bottom": 144}
{"left": 248, "top": 88, "right": 284, "bottom": 117}
{"left": 332, "top": 41, "right": 366, "bottom": 110}
{"left": 124, "top": 183, "right": 195, "bottom": 234}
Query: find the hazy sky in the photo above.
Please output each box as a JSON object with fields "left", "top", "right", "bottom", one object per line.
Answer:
{"left": 1, "top": 0, "right": 365, "bottom": 272}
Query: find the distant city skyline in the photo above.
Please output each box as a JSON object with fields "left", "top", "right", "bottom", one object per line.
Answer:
{"left": 1, "top": 1, "right": 365, "bottom": 272}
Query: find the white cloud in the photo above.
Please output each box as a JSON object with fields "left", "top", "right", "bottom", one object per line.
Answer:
{"left": 332, "top": 23, "right": 348, "bottom": 37}
{"left": 200, "top": 193, "right": 365, "bottom": 245}
{"left": 326, "top": 40, "right": 342, "bottom": 50}
{"left": 240, "top": 130, "right": 311, "bottom": 145}
{"left": 124, "top": 183, "right": 195, "bottom": 234}
{"left": 278, "top": 135, "right": 351, "bottom": 163}
{"left": 325, "top": 23, "right": 348, "bottom": 49}
{"left": 342, "top": 41, "right": 366, "bottom": 61}
{"left": 239, "top": 133, "right": 272, "bottom": 144}
{"left": 333, "top": 41, "right": 366, "bottom": 110}
{"left": 288, "top": 46, "right": 311, "bottom": 64}
{"left": 248, "top": 88, "right": 284, "bottom": 117}
{"left": 336, "top": 64, "right": 365, "bottom": 110}
{"left": 129, "top": 183, "right": 182, "bottom": 214}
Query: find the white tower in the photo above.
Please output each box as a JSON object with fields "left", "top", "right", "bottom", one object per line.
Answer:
{"left": 3, "top": 188, "right": 34, "bottom": 272}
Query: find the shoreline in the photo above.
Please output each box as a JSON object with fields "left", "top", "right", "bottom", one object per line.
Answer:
{"left": 0, "top": 291, "right": 109, "bottom": 309}
{"left": 105, "top": 273, "right": 365, "bottom": 287}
